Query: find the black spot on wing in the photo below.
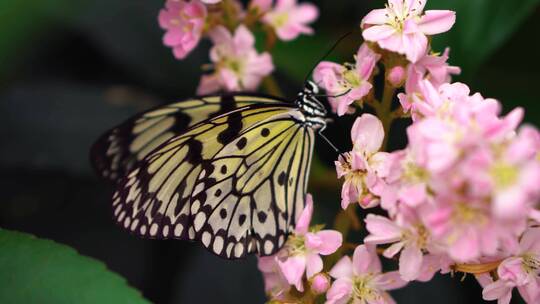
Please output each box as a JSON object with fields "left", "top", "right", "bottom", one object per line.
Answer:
{"left": 186, "top": 139, "right": 203, "bottom": 164}
{"left": 238, "top": 214, "right": 247, "bottom": 226}
{"left": 257, "top": 211, "right": 267, "bottom": 223}
{"left": 217, "top": 111, "right": 243, "bottom": 145}
{"left": 170, "top": 111, "right": 192, "bottom": 133}
{"left": 236, "top": 137, "right": 247, "bottom": 149}
{"left": 277, "top": 171, "right": 286, "bottom": 186}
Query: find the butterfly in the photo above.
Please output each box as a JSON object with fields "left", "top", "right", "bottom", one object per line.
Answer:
{"left": 91, "top": 81, "right": 330, "bottom": 259}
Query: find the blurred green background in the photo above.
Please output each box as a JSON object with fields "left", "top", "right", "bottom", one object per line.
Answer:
{"left": 0, "top": 0, "right": 538, "bottom": 303}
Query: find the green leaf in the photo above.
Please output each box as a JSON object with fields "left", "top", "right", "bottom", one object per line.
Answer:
{"left": 0, "top": 229, "right": 150, "bottom": 304}
{"left": 428, "top": 0, "right": 539, "bottom": 79}
{"left": 0, "top": 0, "right": 78, "bottom": 78}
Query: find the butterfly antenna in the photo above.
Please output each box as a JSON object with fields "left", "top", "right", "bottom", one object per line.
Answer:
{"left": 314, "top": 88, "right": 352, "bottom": 98}
{"left": 304, "top": 31, "right": 354, "bottom": 85}
{"left": 318, "top": 131, "right": 341, "bottom": 154}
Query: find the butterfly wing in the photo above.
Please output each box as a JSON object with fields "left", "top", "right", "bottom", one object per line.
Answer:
{"left": 91, "top": 94, "right": 283, "bottom": 182}
{"left": 112, "top": 104, "right": 315, "bottom": 258}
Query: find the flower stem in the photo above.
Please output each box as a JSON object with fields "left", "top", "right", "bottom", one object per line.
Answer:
{"left": 220, "top": 0, "right": 238, "bottom": 31}
{"left": 453, "top": 260, "right": 502, "bottom": 275}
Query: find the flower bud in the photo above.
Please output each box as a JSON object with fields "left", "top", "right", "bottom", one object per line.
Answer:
{"left": 388, "top": 66, "right": 406, "bottom": 87}
{"left": 310, "top": 273, "right": 330, "bottom": 295}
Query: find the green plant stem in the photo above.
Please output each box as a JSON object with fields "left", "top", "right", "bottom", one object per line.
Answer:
{"left": 220, "top": 0, "right": 237, "bottom": 31}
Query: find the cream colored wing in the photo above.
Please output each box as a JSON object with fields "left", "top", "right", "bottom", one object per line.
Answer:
{"left": 112, "top": 104, "right": 315, "bottom": 259}
{"left": 91, "top": 94, "right": 285, "bottom": 182}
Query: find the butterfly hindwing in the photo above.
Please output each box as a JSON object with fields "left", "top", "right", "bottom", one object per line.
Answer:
{"left": 91, "top": 94, "right": 282, "bottom": 183}
{"left": 190, "top": 112, "right": 315, "bottom": 258}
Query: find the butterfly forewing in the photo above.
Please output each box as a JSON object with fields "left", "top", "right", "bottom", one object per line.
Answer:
{"left": 91, "top": 94, "right": 283, "bottom": 183}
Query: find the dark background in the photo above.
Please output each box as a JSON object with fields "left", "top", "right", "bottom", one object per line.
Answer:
{"left": 0, "top": 0, "right": 538, "bottom": 303}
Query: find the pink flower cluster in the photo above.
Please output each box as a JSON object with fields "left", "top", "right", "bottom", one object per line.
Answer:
{"left": 294, "top": 0, "right": 539, "bottom": 303}
{"left": 258, "top": 195, "right": 342, "bottom": 299}
{"left": 314, "top": 0, "right": 457, "bottom": 117}
{"left": 320, "top": 1, "right": 540, "bottom": 303}
{"left": 362, "top": 80, "right": 540, "bottom": 301}
{"left": 158, "top": 0, "right": 318, "bottom": 93}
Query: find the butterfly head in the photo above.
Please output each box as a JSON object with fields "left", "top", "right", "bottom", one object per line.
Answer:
{"left": 296, "top": 81, "right": 327, "bottom": 129}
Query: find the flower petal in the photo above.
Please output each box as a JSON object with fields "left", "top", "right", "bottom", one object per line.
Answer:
{"left": 325, "top": 278, "right": 353, "bottom": 304}
{"left": 364, "top": 214, "right": 402, "bottom": 244}
{"left": 314, "top": 230, "right": 343, "bottom": 255}
{"left": 306, "top": 253, "right": 323, "bottom": 278}
{"left": 418, "top": 10, "right": 456, "bottom": 35}
{"left": 353, "top": 244, "right": 381, "bottom": 275}
{"left": 351, "top": 114, "right": 385, "bottom": 154}
{"left": 361, "top": 8, "right": 389, "bottom": 26}
{"left": 295, "top": 193, "right": 313, "bottom": 235}
{"left": 329, "top": 256, "right": 353, "bottom": 279}
{"left": 362, "top": 25, "right": 396, "bottom": 42}
{"left": 482, "top": 280, "right": 513, "bottom": 304}
{"left": 399, "top": 245, "right": 423, "bottom": 281}
{"left": 278, "top": 255, "right": 306, "bottom": 292}
{"left": 377, "top": 271, "right": 408, "bottom": 290}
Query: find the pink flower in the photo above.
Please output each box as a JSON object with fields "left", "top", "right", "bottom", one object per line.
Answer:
{"left": 485, "top": 126, "right": 540, "bottom": 221}
{"left": 197, "top": 25, "right": 274, "bottom": 94}
{"left": 481, "top": 227, "right": 540, "bottom": 304}
{"left": 398, "top": 49, "right": 461, "bottom": 114}
{"left": 326, "top": 245, "right": 407, "bottom": 304}
{"left": 158, "top": 0, "right": 207, "bottom": 59}
{"left": 336, "top": 114, "right": 391, "bottom": 209}
{"left": 258, "top": 255, "right": 290, "bottom": 299}
{"left": 262, "top": 0, "right": 318, "bottom": 41}
{"left": 405, "top": 81, "right": 523, "bottom": 173}
{"left": 314, "top": 44, "right": 380, "bottom": 116}
{"left": 422, "top": 195, "right": 521, "bottom": 262}
{"left": 361, "top": 0, "right": 456, "bottom": 62}
{"left": 364, "top": 214, "right": 433, "bottom": 281}
{"left": 277, "top": 194, "right": 342, "bottom": 291}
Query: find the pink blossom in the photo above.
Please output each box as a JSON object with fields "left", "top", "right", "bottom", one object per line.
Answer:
{"left": 158, "top": 0, "right": 207, "bottom": 59}
{"left": 398, "top": 49, "right": 461, "bottom": 114}
{"left": 364, "top": 214, "right": 433, "bottom": 281}
{"left": 336, "top": 114, "right": 391, "bottom": 209}
{"left": 361, "top": 0, "right": 456, "bottom": 62}
{"left": 277, "top": 194, "right": 342, "bottom": 291}
{"left": 314, "top": 44, "right": 380, "bottom": 116}
{"left": 481, "top": 227, "right": 540, "bottom": 304}
{"left": 262, "top": 0, "right": 319, "bottom": 41}
{"left": 404, "top": 81, "right": 525, "bottom": 173}
{"left": 197, "top": 25, "right": 274, "bottom": 94}
{"left": 422, "top": 195, "right": 521, "bottom": 262}
{"left": 326, "top": 245, "right": 407, "bottom": 304}
{"left": 485, "top": 126, "right": 540, "bottom": 221}
{"left": 258, "top": 255, "right": 290, "bottom": 299}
